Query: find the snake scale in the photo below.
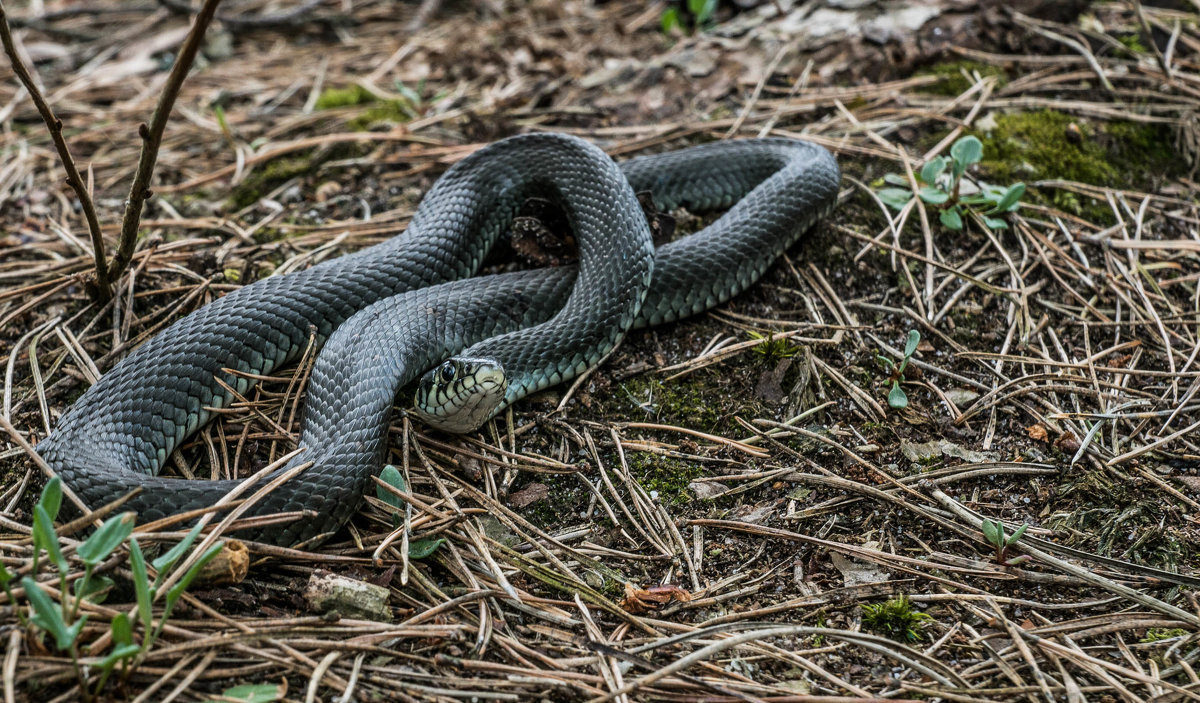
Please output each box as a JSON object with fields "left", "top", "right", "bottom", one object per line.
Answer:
{"left": 35, "top": 134, "right": 840, "bottom": 547}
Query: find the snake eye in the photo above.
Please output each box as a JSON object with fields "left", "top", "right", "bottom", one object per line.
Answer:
{"left": 438, "top": 362, "right": 456, "bottom": 383}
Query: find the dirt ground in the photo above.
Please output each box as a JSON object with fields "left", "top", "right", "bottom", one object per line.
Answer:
{"left": 3, "top": 0, "right": 1200, "bottom": 700}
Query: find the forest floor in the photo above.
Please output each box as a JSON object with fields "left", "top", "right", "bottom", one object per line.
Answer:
{"left": 3, "top": 0, "right": 1200, "bottom": 700}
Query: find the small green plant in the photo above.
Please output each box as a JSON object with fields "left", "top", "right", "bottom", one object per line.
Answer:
{"left": 10, "top": 477, "right": 223, "bottom": 700}
{"left": 748, "top": 330, "right": 799, "bottom": 362}
{"left": 861, "top": 595, "right": 932, "bottom": 642}
{"left": 877, "top": 135, "right": 1025, "bottom": 231}
{"left": 377, "top": 465, "right": 444, "bottom": 558}
{"left": 981, "top": 518, "right": 1030, "bottom": 566}
{"left": 876, "top": 330, "right": 920, "bottom": 409}
{"left": 661, "top": 0, "right": 717, "bottom": 34}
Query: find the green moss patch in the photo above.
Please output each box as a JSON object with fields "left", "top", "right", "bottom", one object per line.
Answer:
{"left": 969, "top": 110, "right": 1181, "bottom": 218}
{"left": 917, "top": 60, "right": 1008, "bottom": 96}
{"left": 625, "top": 452, "right": 704, "bottom": 504}
{"left": 313, "top": 84, "right": 376, "bottom": 110}
{"left": 228, "top": 154, "right": 314, "bottom": 209}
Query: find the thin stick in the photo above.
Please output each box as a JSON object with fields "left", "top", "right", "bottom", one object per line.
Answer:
{"left": 0, "top": 0, "right": 111, "bottom": 300}
{"left": 107, "top": 0, "right": 224, "bottom": 285}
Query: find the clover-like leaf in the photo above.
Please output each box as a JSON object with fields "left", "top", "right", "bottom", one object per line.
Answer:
{"left": 940, "top": 207, "right": 963, "bottom": 231}
{"left": 877, "top": 188, "right": 914, "bottom": 211}
{"left": 917, "top": 187, "right": 949, "bottom": 205}
{"left": 950, "top": 135, "right": 983, "bottom": 166}
{"left": 982, "top": 215, "right": 1008, "bottom": 230}
{"left": 994, "top": 182, "right": 1025, "bottom": 212}
{"left": 920, "top": 156, "right": 947, "bottom": 185}
{"left": 377, "top": 465, "right": 407, "bottom": 513}
{"left": 904, "top": 330, "right": 921, "bottom": 358}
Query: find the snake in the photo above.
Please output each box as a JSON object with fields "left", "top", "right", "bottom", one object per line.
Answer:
{"left": 35, "top": 133, "right": 840, "bottom": 547}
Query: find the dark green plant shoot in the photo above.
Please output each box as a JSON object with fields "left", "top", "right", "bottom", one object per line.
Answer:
{"left": 876, "top": 135, "right": 1025, "bottom": 231}
{"left": 661, "top": 0, "right": 718, "bottom": 34}
{"left": 981, "top": 518, "right": 1030, "bottom": 566}
{"left": 876, "top": 330, "right": 920, "bottom": 409}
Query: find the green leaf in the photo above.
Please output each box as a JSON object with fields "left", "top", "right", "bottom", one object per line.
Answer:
{"left": 209, "top": 683, "right": 284, "bottom": 703}
{"left": 32, "top": 505, "right": 67, "bottom": 576}
{"left": 939, "top": 207, "right": 963, "bottom": 231}
{"left": 688, "top": 0, "right": 717, "bottom": 23}
{"left": 377, "top": 465, "right": 407, "bottom": 513}
{"left": 129, "top": 538, "right": 153, "bottom": 634}
{"left": 877, "top": 188, "right": 914, "bottom": 211}
{"left": 917, "top": 187, "right": 949, "bottom": 205}
{"left": 1008, "top": 523, "right": 1029, "bottom": 545}
{"left": 660, "top": 7, "right": 680, "bottom": 33}
{"left": 0, "top": 561, "right": 12, "bottom": 587}
{"left": 904, "top": 330, "right": 921, "bottom": 358}
{"left": 111, "top": 612, "right": 133, "bottom": 646}
{"left": 73, "top": 575, "right": 114, "bottom": 604}
{"left": 982, "top": 215, "right": 1008, "bottom": 230}
{"left": 97, "top": 643, "right": 141, "bottom": 671}
{"left": 408, "top": 537, "right": 445, "bottom": 559}
{"left": 77, "top": 513, "right": 135, "bottom": 567}
{"left": 23, "top": 576, "right": 83, "bottom": 651}
{"left": 887, "top": 382, "right": 908, "bottom": 409}
{"left": 38, "top": 477, "right": 63, "bottom": 522}
{"left": 981, "top": 519, "right": 1000, "bottom": 546}
{"left": 994, "top": 182, "right": 1025, "bottom": 212}
{"left": 165, "top": 543, "right": 224, "bottom": 612}
{"left": 950, "top": 135, "right": 983, "bottom": 166}
{"left": 883, "top": 173, "right": 910, "bottom": 186}
{"left": 919, "top": 157, "right": 947, "bottom": 185}
{"left": 394, "top": 82, "right": 421, "bottom": 105}
{"left": 152, "top": 522, "right": 205, "bottom": 575}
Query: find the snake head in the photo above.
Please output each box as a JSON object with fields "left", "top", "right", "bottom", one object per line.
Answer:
{"left": 414, "top": 357, "right": 509, "bottom": 433}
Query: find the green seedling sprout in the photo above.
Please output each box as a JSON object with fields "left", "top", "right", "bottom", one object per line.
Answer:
{"left": 876, "top": 330, "right": 921, "bottom": 409}
{"left": 981, "top": 518, "right": 1031, "bottom": 566}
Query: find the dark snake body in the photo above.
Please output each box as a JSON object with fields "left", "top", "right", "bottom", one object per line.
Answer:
{"left": 36, "top": 134, "right": 840, "bottom": 546}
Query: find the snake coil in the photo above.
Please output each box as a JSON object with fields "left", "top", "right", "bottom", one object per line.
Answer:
{"left": 36, "top": 134, "right": 840, "bottom": 546}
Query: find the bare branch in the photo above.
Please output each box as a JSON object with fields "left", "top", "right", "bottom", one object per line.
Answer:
{"left": 0, "top": 0, "right": 112, "bottom": 301}
{"left": 107, "top": 0, "right": 224, "bottom": 285}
